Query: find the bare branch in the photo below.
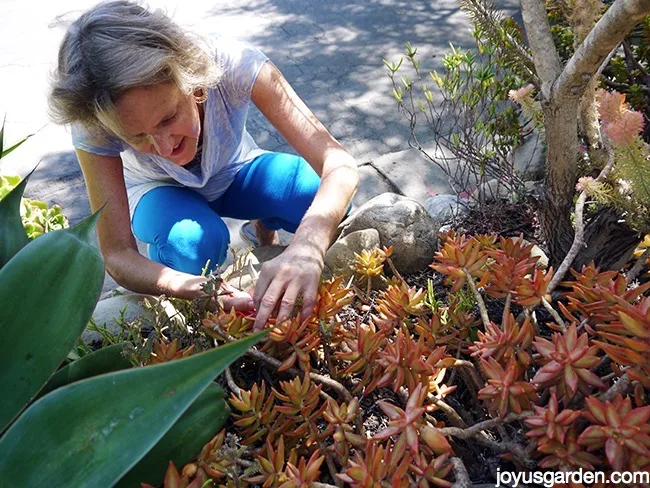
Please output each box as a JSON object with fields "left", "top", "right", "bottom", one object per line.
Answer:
{"left": 451, "top": 457, "right": 472, "bottom": 488}
{"left": 601, "top": 373, "right": 632, "bottom": 401}
{"left": 463, "top": 269, "right": 490, "bottom": 329}
{"left": 541, "top": 296, "right": 566, "bottom": 332}
{"left": 440, "top": 412, "right": 530, "bottom": 438}
{"left": 519, "top": 0, "right": 563, "bottom": 95}
{"left": 555, "top": 0, "right": 650, "bottom": 100}
{"left": 627, "top": 247, "right": 650, "bottom": 283}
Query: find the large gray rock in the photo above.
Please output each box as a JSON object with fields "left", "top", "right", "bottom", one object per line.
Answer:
{"left": 84, "top": 293, "right": 186, "bottom": 346}
{"left": 510, "top": 129, "right": 546, "bottom": 181}
{"left": 324, "top": 229, "right": 381, "bottom": 281}
{"left": 424, "top": 194, "right": 471, "bottom": 225}
{"left": 338, "top": 193, "right": 439, "bottom": 274}
{"left": 83, "top": 294, "right": 155, "bottom": 346}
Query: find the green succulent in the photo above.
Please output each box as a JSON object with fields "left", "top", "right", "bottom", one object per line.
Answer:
{"left": 0, "top": 173, "right": 69, "bottom": 239}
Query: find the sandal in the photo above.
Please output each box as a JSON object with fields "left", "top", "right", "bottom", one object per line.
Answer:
{"left": 239, "top": 221, "right": 259, "bottom": 248}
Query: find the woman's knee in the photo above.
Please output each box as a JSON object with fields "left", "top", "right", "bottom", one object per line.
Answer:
{"left": 153, "top": 217, "right": 229, "bottom": 275}
{"left": 133, "top": 186, "right": 230, "bottom": 275}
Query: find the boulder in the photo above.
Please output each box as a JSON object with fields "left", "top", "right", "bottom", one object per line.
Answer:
{"left": 324, "top": 229, "right": 381, "bottom": 281}
{"left": 510, "top": 129, "right": 546, "bottom": 181}
{"left": 338, "top": 193, "right": 439, "bottom": 274}
{"left": 83, "top": 293, "right": 155, "bottom": 346}
{"left": 424, "top": 194, "right": 471, "bottom": 226}
{"left": 84, "top": 293, "right": 186, "bottom": 346}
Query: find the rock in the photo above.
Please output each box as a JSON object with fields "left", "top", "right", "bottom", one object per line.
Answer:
{"left": 510, "top": 129, "right": 546, "bottom": 181}
{"left": 424, "top": 194, "right": 471, "bottom": 225}
{"left": 83, "top": 294, "right": 155, "bottom": 346}
{"left": 470, "top": 178, "right": 512, "bottom": 203}
{"left": 530, "top": 244, "right": 549, "bottom": 269}
{"left": 511, "top": 235, "right": 549, "bottom": 269}
{"left": 338, "top": 193, "right": 439, "bottom": 274}
{"left": 324, "top": 229, "right": 381, "bottom": 281}
{"left": 83, "top": 293, "right": 187, "bottom": 346}
{"left": 222, "top": 245, "right": 286, "bottom": 292}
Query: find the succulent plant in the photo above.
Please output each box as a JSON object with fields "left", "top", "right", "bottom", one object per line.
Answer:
{"left": 578, "top": 395, "right": 650, "bottom": 472}
{"left": 532, "top": 324, "right": 606, "bottom": 399}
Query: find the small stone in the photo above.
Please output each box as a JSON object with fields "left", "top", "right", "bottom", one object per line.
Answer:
{"left": 222, "top": 245, "right": 286, "bottom": 292}
{"left": 324, "top": 229, "right": 381, "bottom": 281}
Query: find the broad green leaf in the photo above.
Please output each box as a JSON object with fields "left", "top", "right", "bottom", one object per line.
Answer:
{"left": 1, "top": 135, "right": 32, "bottom": 159}
{"left": 0, "top": 211, "right": 104, "bottom": 432}
{"left": 0, "top": 115, "right": 4, "bottom": 156}
{"left": 0, "top": 172, "right": 30, "bottom": 268}
{"left": 0, "top": 331, "right": 267, "bottom": 487}
{"left": 117, "top": 383, "right": 230, "bottom": 487}
{"left": 38, "top": 343, "right": 133, "bottom": 399}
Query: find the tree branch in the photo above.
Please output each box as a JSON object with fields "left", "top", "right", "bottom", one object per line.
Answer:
{"left": 451, "top": 457, "right": 471, "bottom": 488}
{"left": 519, "top": 0, "right": 563, "bottom": 96}
{"left": 555, "top": 0, "right": 650, "bottom": 100}
{"left": 627, "top": 247, "right": 650, "bottom": 283}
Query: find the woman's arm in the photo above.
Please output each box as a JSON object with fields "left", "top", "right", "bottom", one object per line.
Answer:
{"left": 250, "top": 61, "right": 360, "bottom": 330}
{"left": 76, "top": 149, "right": 218, "bottom": 300}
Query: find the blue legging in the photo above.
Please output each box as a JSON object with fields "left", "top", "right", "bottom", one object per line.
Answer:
{"left": 131, "top": 152, "right": 320, "bottom": 275}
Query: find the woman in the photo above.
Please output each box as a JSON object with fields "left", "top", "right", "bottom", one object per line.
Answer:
{"left": 49, "top": 0, "right": 358, "bottom": 331}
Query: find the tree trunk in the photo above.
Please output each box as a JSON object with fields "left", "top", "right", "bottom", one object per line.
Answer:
{"left": 540, "top": 99, "right": 581, "bottom": 267}
{"left": 576, "top": 209, "right": 642, "bottom": 271}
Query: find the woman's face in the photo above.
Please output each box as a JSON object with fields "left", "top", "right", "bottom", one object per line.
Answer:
{"left": 114, "top": 82, "right": 202, "bottom": 166}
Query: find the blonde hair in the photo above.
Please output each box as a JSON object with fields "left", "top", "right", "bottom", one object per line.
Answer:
{"left": 48, "top": 0, "right": 221, "bottom": 139}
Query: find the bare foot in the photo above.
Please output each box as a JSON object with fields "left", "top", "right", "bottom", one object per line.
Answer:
{"left": 253, "top": 219, "right": 280, "bottom": 246}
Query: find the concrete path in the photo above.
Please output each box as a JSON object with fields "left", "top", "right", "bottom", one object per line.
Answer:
{"left": 0, "top": 0, "right": 518, "bottom": 294}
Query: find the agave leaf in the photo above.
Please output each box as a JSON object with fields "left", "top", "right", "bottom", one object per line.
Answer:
{"left": 0, "top": 211, "right": 104, "bottom": 432}
{"left": 1, "top": 135, "right": 32, "bottom": 159}
{"left": 0, "top": 331, "right": 267, "bottom": 487}
{"left": 116, "top": 383, "right": 230, "bottom": 488}
{"left": 0, "top": 115, "right": 4, "bottom": 156}
{"left": 37, "top": 343, "right": 133, "bottom": 399}
{"left": 0, "top": 171, "right": 30, "bottom": 268}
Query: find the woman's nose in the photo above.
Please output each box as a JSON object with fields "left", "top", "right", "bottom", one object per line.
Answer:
{"left": 152, "top": 131, "right": 174, "bottom": 157}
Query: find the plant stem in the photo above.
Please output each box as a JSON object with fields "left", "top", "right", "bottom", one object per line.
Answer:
{"left": 386, "top": 256, "right": 405, "bottom": 284}
{"left": 224, "top": 367, "right": 242, "bottom": 398}
{"left": 450, "top": 457, "right": 471, "bottom": 488}
{"left": 627, "top": 247, "right": 650, "bottom": 283}
{"left": 439, "top": 412, "right": 530, "bottom": 439}
{"left": 601, "top": 373, "right": 631, "bottom": 402}
{"left": 541, "top": 296, "right": 566, "bottom": 332}
{"left": 463, "top": 269, "right": 490, "bottom": 329}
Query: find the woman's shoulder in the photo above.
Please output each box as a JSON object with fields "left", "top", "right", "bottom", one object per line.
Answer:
{"left": 204, "top": 33, "right": 267, "bottom": 68}
{"left": 71, "top": 123, "right": 126, "bottom": 157}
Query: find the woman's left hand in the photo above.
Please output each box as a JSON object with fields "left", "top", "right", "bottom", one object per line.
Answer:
{"left": 252, "top": 240, "right": 323, "bottom": 331}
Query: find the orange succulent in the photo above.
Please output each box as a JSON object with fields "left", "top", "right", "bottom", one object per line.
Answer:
{"left": 532, "top": 325, "right": 606, "bottom": 399}
{"left": 149, "top": 338, "right": 195, "bottom": 364}
{"left": 337, "top": 440, "right": 411, "bottom": 488}
{"left": 578, "top": 395, "right": 650, "bottom": 472}
{"left": 525, "top": 393, "right": 581, "bottom": 445}
{"left": 430, "top": 235, "right": 488, "bottom": 293}
{"left": 469, "top": 313, "right": 534, "bottom": 368}
{"left": 478, "top": 357, "right": 538, "bottom": 418}
{"left": 229, "top": 382, "right": 278, "bottom": 446}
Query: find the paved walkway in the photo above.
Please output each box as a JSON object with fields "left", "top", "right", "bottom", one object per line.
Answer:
{"left": 0, "top": 0, "right": 518, "bottom": 293}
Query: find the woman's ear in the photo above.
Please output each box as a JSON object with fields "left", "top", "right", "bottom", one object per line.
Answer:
{"left": 193, "top": 87, "right": 207, "bottom": 103}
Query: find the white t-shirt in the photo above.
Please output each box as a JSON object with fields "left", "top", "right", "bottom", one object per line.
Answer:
{"left": 71, "top": 35, "right": 269, "bottom": 220}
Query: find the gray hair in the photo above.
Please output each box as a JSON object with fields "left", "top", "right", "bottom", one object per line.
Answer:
{"left": 48, "top": 0, "right": 221, "bottom": 139}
